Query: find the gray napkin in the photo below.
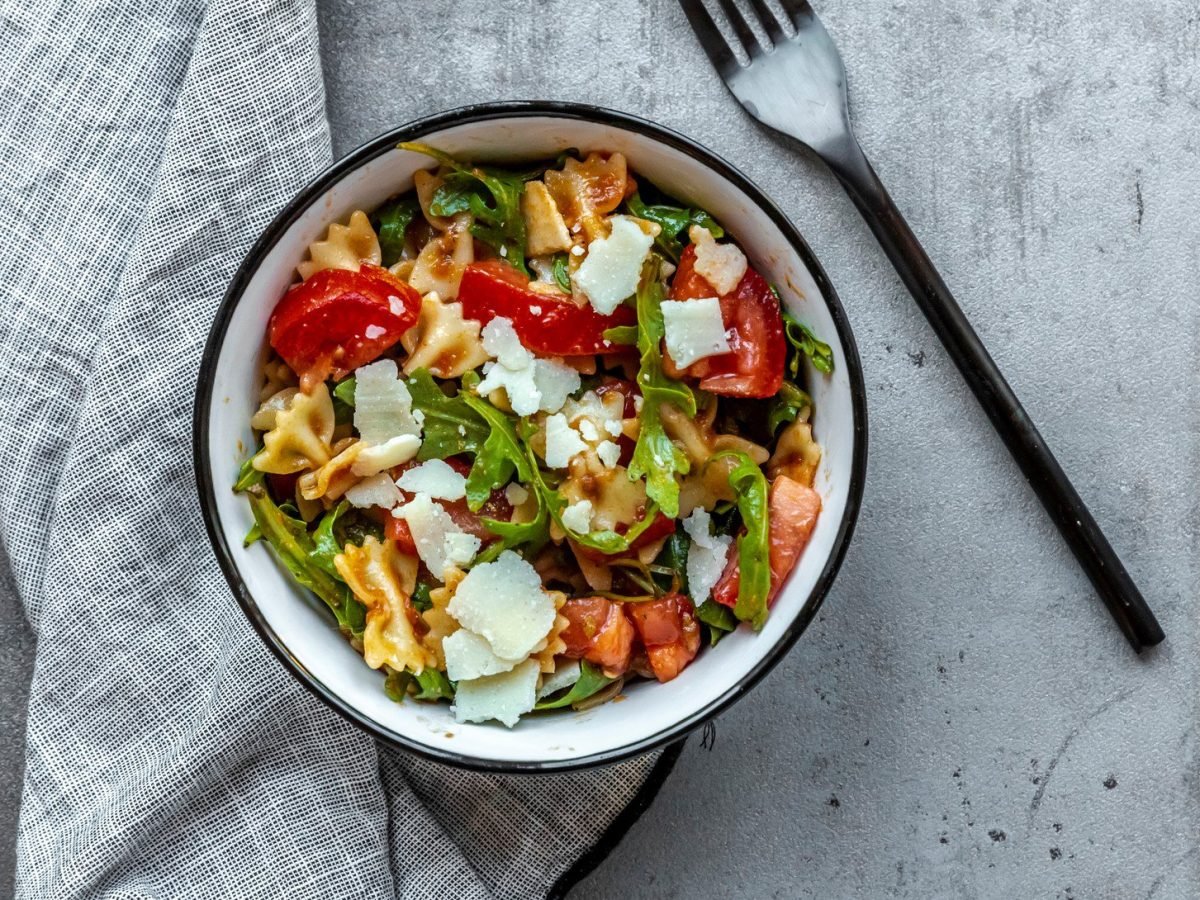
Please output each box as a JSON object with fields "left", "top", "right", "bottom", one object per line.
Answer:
{"left": 0, "top": 0, "right": 676, "bottom": 896}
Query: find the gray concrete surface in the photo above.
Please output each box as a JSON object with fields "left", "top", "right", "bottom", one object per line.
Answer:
{"left": 2, "top": 1, "right": 1197, "bottom": 896}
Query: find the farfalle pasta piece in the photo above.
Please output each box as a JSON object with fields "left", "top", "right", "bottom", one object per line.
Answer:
{"left": 297, "top": 210, "right": 382, "bottom": 280}
{"left": 252, "top": 382, "right": 335, "bottom": 475}
{"left": 545, "top": 152, "right": 629, "bottom": 244}
{"left": 335, "top": 537, "right": 433, "bottom": 674}
{"left": 531, "top": 590, "right": 569, "bottom": 674}
{"left": 399, "top": 292, "right": 489, "bottom": 379}
{"left": 251, "top": 387, "right": 298, "bottom": 432}
{"left": 522, "top": 181, "right": 573, "bottom": 256}
{"left": 298, "top": 438, "right": 363, "bottom": 501}
{"left": 259, "top": 355, "right": 298, "bottom": 401}
{"left": 421, "top": 566, "right": 466, "bottom": 669}
{"left": 661, "top": 403, "right": 769, "bottom": 516}
{"left": 768, "top": 414, "right": 822, "bottom": 488}
{"left": 408, "top": 212, "right": 474, "bottom": 299}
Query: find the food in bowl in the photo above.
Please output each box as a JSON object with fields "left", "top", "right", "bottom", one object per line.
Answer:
{"left": 234, "top": 144, "right": 835, "bottom": 728}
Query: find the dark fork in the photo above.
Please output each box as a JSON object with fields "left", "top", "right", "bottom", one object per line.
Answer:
{"left": 679, "top": 0, "right": 1164, "bottom": 653}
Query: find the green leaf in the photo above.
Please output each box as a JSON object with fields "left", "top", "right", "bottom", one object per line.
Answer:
{"left": 654, "top": 530, "right": 690, "bottom": 593}
{"left": 459, "top": 394, "right": 532, "bottom": 512}
{"left": 234, "top": 456, "right": 264, "bottom": 492}
{"left": 696, "top": 599, "right": 738, "bottom": 646}
{"left": 410, "top": 667, "right": 455, "bottom": 702}
{"left": 310, "top": 501, "right": 350, "bottom": 580}
{"left": 534, "top": 661, "right": 615, "bottom": 710}
{"left": 601, "top": 325, "right": 638, "bottom": 346}
{"left": 625, "top": 191, "right": 724, "bottom": 261}
{"left": 627, "top": 258, "right": 695, "bottom": 518}
{"left": 332, "top": 376, "right": 357, "bottom": 409}
{"left": 477, "top": 498, "right": 550, "bottom": 563}
{"left": 411, "top": 581, "right": 433, "bottom": 614}
{"left": 767, "top": 381, "right": 813, "bottom": 435}
{"left": 709, "top": 451, "right": 771, "bottom": 630}
{"left": 383, "top": 668, "right": 413, "bottom": 703}
{"left": 401, "top": 142, "right": 532, "bottom": 275}
{"left": 372, "top": 197, "right": 419, "bottom": 267}
{"left": 243, "top": 522, "right": 262, "bottom": 548}
{"left": 405, "top": 369, "right": 489, "bottom": 460}
{"left": 781, "top": 310, "right": 834, "bottom": 377}
{"left": 552, "top": 253, "right": 572, "bottom": 293}
{"left": 245, "top": 486, "right": 366, "bottom": 638}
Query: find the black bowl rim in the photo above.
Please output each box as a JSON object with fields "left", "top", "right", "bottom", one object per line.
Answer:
{"left": 193, "top": 100, "right": 869, "bottom": 773}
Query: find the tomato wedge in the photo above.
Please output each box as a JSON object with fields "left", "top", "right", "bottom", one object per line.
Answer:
{"left": 269, "top": 265, "right": 420, "bottom": 390}
{"left": 458, "top": 261, "right": 637, "bottom": 356}
{"left": 712, "top": 476, "right": 822, "bottom": 609}
{"left": 665, "top": 245, "right": 786, "bottom": 398}
{"left": 627, "top": 593, "right": 700, "bottom": 682}
{"left": 560, "top": 597, "right": 635, "bottom": 675}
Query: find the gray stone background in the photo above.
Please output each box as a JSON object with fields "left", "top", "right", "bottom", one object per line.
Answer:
{"left": 3, "top": 0, "right": 1197, "bottom": 896}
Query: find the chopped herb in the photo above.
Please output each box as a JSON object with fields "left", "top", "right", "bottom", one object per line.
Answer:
{"left": 411, "top": 581, "right": 433, "bottom": 614}
{"left": 552, "top": 252, "right": 572, "bottom": 293}
{"left": 332, "top": 376, "right": 357, "bottom": 408}
{"left": 767, "top": 381, "right": 813, "bottom": 434}
{"left": 781, "top": 309, "right": 834, "bottom": 376}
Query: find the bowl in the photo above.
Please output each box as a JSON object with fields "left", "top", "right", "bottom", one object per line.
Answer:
{"left": 194, "top": 101, "right": 867, "bottom": 771}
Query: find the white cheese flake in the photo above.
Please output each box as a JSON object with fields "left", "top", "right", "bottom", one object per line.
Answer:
{"left": 351, "top": 433, "right": 421, "bottom": 477}
{"left": 452, "top": 658, "right": 541, "bottom": 727}
{"left": 596, "top": 440, "right": 621, "bottom": 468}
{"left": 578, "top": 419, "right": 599, "bottom": 442}
{"left": 480, "top": 317, "right": 528, "bottom": 371}
{"left": 447, "top": 551, "right": 556, "bottom": 659}
{"left": 443, "top": 532, "right": 481, "bottom": 567}
{"left": 475, "top": 317, "right": 579, "bottom": 416}
{"left": 537, "top": 659, "right": 582, "bottom": 699}
{"left": 571, "top": 216, "right": 653, "bottom": 315}
{"left": 392, "top": 493, "right": 463, "bottom": 579}
{"left": 504, "top": 483, "right": 529, "bottom": 506}
{"left": 561, "top": 499, "right": 594, "bottom": 534}
{"left": 353, "top": 359, "right": 423, "bottom": 445}
{"left": 682, "top": 508, "right": 733, "bottom": 605}
{"left": 529, "top": 304, "right": 542, "bottom": 315}
{"left": 689, "top": 224, "right": 748, "bottom": 295}
{"left": 532, "top": 358, "right": 580, "bottom": 414}
{"left": 544, "top": 413, "right": 588, "bottom": 469}
{"left": 661, "top": 297, "right": 732, "bottom": 367}
{"left": 396, "top": 458, "right": 467, "bottom": 501}
{"left": 344, "top": 473, "right": 403, "bottom": 509}
{"left": 443, "top": 629, "right": 521, "bottom": 682}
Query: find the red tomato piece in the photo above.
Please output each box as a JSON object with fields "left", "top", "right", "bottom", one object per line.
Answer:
{"left": 268, "top": 265, "right": 420, "bottom": 390}
{"left": 458, "top": 261, "right": 637, "bottom": 356}
{"left": 267, "top": 472, "right": 299, "bottom": 503}
{"left": 665, "top": 245, "right": 786, "bottom": 398}
{"left": 627, "top": 593, "right": 700, "bottom": 682}
{"left": 385, "top": 515, "right": 418, "bottom": 556}
{"left": 560, "top": 597, "right": 635, "bottom": 675}
{"left": 712, "top": 476, "right": 822, "bottom": 609}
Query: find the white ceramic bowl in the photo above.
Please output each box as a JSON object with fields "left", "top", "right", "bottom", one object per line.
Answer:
{"left": 195, "top": 102, "right": 867, "bottom": 771}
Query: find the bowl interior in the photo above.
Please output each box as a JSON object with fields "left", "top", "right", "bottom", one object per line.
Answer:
{"left": 200, "top": 110, "right": 864, "bottom": 768}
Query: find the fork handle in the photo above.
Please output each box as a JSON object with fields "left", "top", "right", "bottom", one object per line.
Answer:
{"left": 821, "top": 134, "right": 1164, "bottom": 653}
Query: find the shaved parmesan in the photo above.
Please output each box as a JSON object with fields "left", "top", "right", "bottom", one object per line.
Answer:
{"left": 682, "top": 508, "right": 733, "bottom": 605}
{"left": 689, "top": 224, "right": 748, "bottom": 295}
{"left": 596, "top": 440, "right": 621, "bottom": 468}
{"left": 351, "top": 434, "right": 420, "bottom": 477}
{"left": 344, "top": 473, "right": 402, "bottom": 510}
{"left": 544, "top": 413, "right": 588, "bottom": 469}
{"left": 443, "top": 532, "right": 481, "bottom": 567}
{"left": 480, "top": 317, "right": 528, "bottom": 370}
{"left": 661, "top": 297, "right": 732, "bottom": 367}
{"left": 396, "top": 458, "right": 467, "bottom": 501}
{"left": 572, "top": 216, "right": 653, "bottom": 314}
{"left": 537, "top": 659, "right": 582, "bottom": 699}
{"left": 561, "top": 499, "right": 594, "bottom": 533}
{"left": 578, "top": 419, "right": 599, "bottom": 442}
{"left": 532, "top": 358, "right": 580, "bottom": 413}
{"left": 476, "top": 317, "right": 580, "bottom": 416}
{"left": 453, "top": 658, "right": 541, "bottom": 727}
{"left": 447, "top": 551, "right": 556, "bottom": 659}
{"left": 393, "top": 493, "right": 463, "bottom": 579}
{"left": 504, "top": 483, "right": 529, "bottom": 506}
{"left": 443, "top": 628, "right": 521, "bottom": 682}
{"left": 354, "top": 359, "right": 423, "bottom": 444}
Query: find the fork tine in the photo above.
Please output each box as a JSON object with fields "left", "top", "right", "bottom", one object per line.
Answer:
{"left": 678, "top": 0, "right": 739, "bottom": 74}
{"left": 745, "top": 0, "right": 786, "bottom": 45}
{"left": 778, "top": 0, "right": 816, "bottom": 30}
{"left": 715, "top": 0, "right": 767, "bottom": 58}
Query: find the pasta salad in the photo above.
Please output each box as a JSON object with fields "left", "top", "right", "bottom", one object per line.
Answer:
{"left": 234, "top": 146, "right": 833, "bottom": 727}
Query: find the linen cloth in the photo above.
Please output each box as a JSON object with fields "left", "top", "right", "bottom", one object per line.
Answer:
{"left": 0, "top": 0, "right": 673, "bottom": 896}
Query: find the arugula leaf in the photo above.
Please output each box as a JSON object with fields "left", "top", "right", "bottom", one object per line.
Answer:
{"left": 625, "top": 191, "right": 724, "bottom": 261}
{"left": 552, "top": 253, "right": 572, "bottom": 293}
{"left": 401, "top": 142, "right": 532, "bottom": 276}
{"left": 234, "top": 457, "right": 264, "bottom": 492}
{"left": 411, "top": 581, "right": 433, "bottom": 614}
{"left": 696, "top": 599, "right": 738, "bottom": 646}
{"left": 767, "top": 381, "right": 813, "bottom": 435}
{"left": 371, "top": 196, "right": 419, "bottom": 267}
{"left": 410, "top": 667, "right": 455, "bottom": 702}
{"left": 781, "top": 310, "right": 835, "bottom": 377}
{"left": 245, "top": 486, "right": 366, "bottom": 638}
{"left": 405, "top": 369, "right": 489, "bottom": 460}
{"left": 459, "top": 393, "right": 531, "bottom": 511}
{"left": 383, "top": 668, "right": 412, "bottom": 703}
{"left": 654, "top": 530, "right": 690, "bottom": 593}
{"left": 709, "top": 451, "right": 771, "bottom": 630}
{"left": 627, "top": 258, "right": 696, "bottom": 518}
{"left": 477, "top": 497, "right": 550, "bottom": 563}
{"left": 534, "top": 661, "right": 615, "bottom": 710}
{"left": 311, "top": 501, "right": 350, "bottom": 580}
{"left": 601, "top": 325, "right": 638, "bottom": 346}
{"left": 332, "top": 376, "right": 357, "bottom": 409}
{"left": 243, "top": 522, "right": 262, "bottom": 548}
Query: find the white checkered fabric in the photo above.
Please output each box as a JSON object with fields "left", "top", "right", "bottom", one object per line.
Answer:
{"left": 0, "top": 0, "right": 665, "bottom": 896}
